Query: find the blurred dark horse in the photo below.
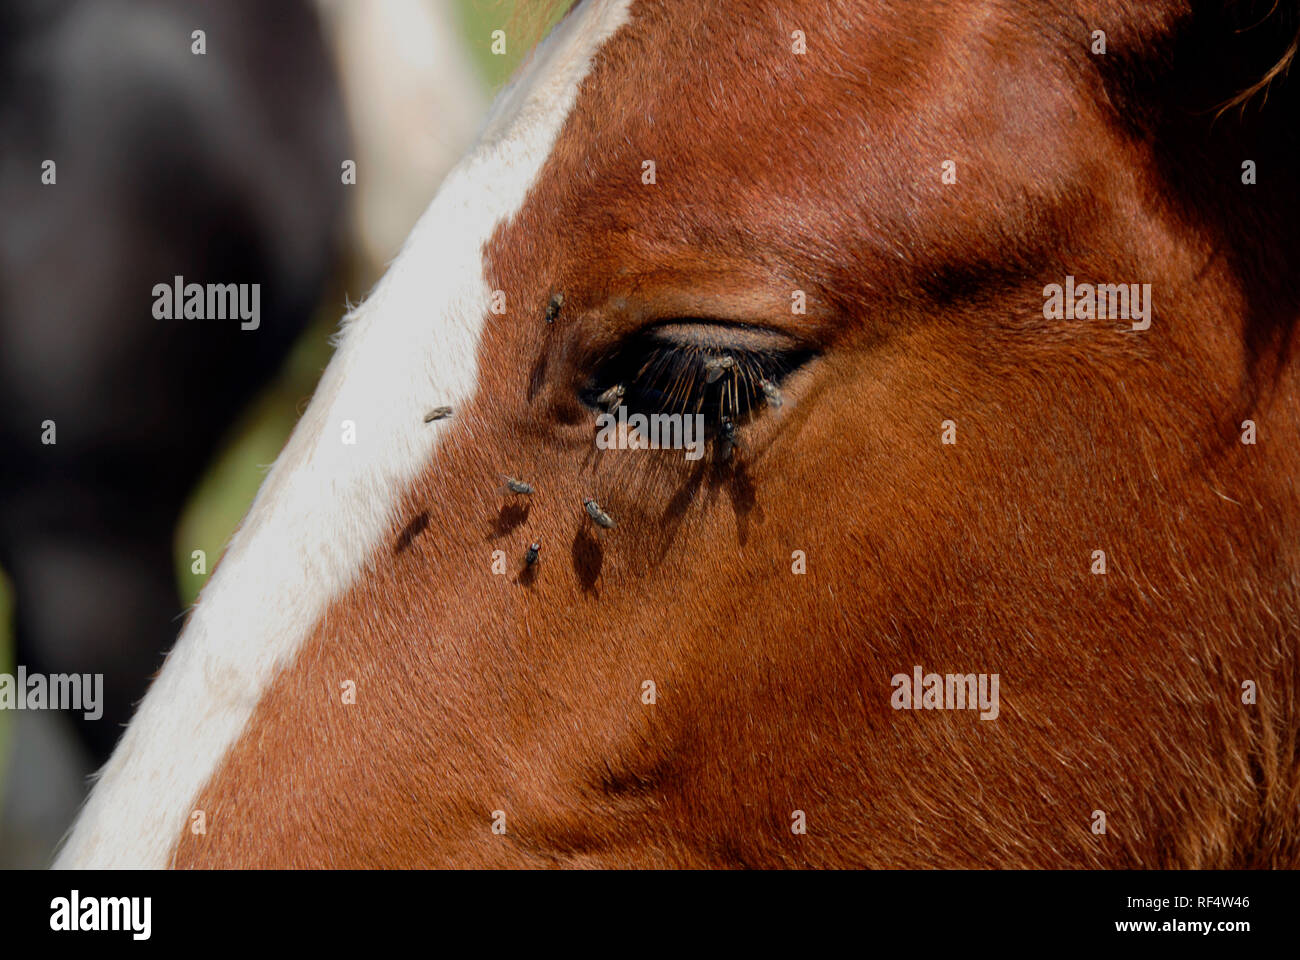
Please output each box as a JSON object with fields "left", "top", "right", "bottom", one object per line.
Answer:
{"left": 0, "top": 0, "right": 348, "bottom": 762}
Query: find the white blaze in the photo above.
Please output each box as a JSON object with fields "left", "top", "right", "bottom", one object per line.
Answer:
{"left": 56, "top": 0, "right": 635, "bottom": 869}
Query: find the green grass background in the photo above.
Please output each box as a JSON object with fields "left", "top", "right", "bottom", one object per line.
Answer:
{"left": 0, "top": 0, "right": 560, "bottom": 798}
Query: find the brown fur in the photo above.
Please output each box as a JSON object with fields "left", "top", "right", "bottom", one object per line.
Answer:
{"left": 175, "top": 0, "right": 1299, "bottom": 867}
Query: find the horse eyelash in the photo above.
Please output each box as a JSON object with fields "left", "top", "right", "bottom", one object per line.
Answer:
{"left": 583, "top": 334, "right": 807, "bottom": 430}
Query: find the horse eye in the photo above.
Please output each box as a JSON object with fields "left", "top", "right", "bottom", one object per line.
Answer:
{"left": 581, "top": 322, "right": 813, "bottom": 426}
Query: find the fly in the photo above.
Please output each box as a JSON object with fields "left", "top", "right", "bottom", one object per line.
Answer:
{"left": 759, "top": 378, "right": 783, "bottom": 409}
{"left": 596, "top": 383, "right": 625, "bottom": 412}
{"left": 583, "top": 496, "right": 615, "bottom": 529}
{"left": 545, "top": 292, "right": 564, "bottom": 324}
{"left": 718, "top": 416, "right": 737, "bottom": 461}
{"left": 703, "top": 355, "right": 736, "bottom": 384}
{"left": 501, "top": 475, "right": 534, "bottom": 495}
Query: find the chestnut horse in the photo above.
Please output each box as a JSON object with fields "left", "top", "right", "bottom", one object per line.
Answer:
{"left": 58, "top": 0, "right": 1299, "bottom": 868}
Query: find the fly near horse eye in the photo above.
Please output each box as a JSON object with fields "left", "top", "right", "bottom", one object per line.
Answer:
{"left": 424, "top": 406, "right": 453, "bottom": 423}
{"left": 759, "top": 378, "right": 783, "bottom": 409}
{"left": 704, "top": 355, "right": 736, "bottom": 383}
{"left": 501, "top": 475, "right": 534, "bottom": 495}
{"left": 583, "top": 496, "right": 615, "bottom": 528}
{"left": 718, "top": 417, "right": 737, "bottom": 461}
{"left": 545, "top": 292, "right": 564, "bottom": 323}
{"left": 524, "top": 540, "right": 541, "bottom": 565}
{"left": 596, "top": 383, "right": 625, "bottom": 411}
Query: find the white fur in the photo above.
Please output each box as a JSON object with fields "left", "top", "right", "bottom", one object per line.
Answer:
{"left": 55, "top": 0, "right": 635, "bottom": 869}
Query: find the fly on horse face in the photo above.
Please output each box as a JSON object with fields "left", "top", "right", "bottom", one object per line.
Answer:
{"left": 58, "top": 0, "right": 1299, "bottom": 868}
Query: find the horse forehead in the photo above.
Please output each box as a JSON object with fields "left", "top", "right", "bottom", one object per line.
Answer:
{"left": 493, "top": 1, "right": 1093, "bottom": 318}
{"left": 54, "top": 0, "right": 636, "bottom": 870}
